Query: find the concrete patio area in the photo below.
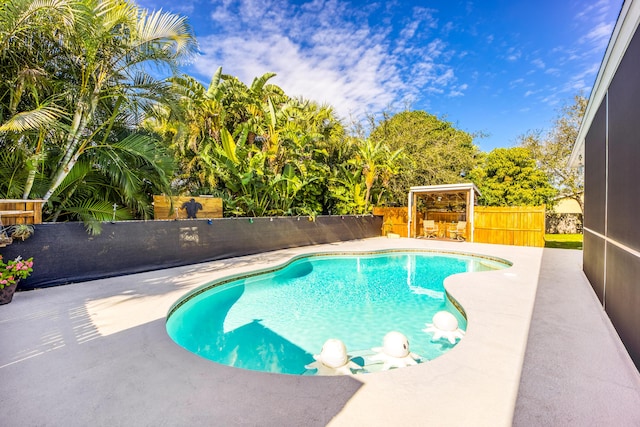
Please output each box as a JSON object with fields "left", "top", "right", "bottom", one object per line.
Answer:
{"left": 1, "top": 238, "right": 639, "bottom": 426}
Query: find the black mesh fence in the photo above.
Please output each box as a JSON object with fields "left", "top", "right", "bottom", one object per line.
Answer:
{"left": 2, "top": 215, "right": 382, "bottom": 290}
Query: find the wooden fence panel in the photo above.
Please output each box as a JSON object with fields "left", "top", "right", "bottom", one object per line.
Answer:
{"left": 373, "top": 205, "right": 545, "bottom": 246}
{"left": 473, "top": 206, "right": 545, "bottom": 247}
{"left": 0, "top": 199, "right": 45, "bottom": 225}
{"left": 153, "top": 196, "right": 223, "bottom": 220}
{"left": 372, "top": 207, "right": 413, "bottom": 237}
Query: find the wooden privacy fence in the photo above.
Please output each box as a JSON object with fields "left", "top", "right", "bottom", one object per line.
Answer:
{"left": 473, "top": 206, "right": 545, "bottom": 247}
{"left": 373, "top": 207, "right": 413, "bottom": 237}
{"left": 0, "top": 199, "right": 45, "bottom": 225}
{"left": 373, "top": 205, "right": 546, "bottom": 247}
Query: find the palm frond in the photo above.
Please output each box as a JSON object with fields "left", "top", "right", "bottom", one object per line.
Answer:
{"left": 0, "top": 0, "right": 76, "bottom": 50}
{"left": 135, "top": 8, "right": 197, "bottom": 60}
{"left": 0, "top": 104, "right": 64, "bottom": 132}
{"left": 65, "top": 199, "right": 132, "bottom": 235}
{"left": 0, "top": 149, "right": 28, "bottom": 198}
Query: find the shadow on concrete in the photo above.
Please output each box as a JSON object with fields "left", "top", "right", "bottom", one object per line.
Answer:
{"left": 1, "top": 292, "right": 363, "bottom": 426}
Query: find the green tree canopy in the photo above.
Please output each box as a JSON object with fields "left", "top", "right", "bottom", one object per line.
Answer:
{"left": 470, "top": 147, "right": 557, "bottom": 206}
{"left": 369, "top": 110, "right": 479, "bottom": 205}
{"left": 518, "top": 95, "right": 586, "bottom": 212}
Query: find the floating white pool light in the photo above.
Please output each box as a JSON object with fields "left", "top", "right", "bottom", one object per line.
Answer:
{"left": 370, "top": 331, "right": 421, "bottom": 370}
{"left": 423, "top": 311, "right": 465, "bottom": 344}
{"left": 305, "top": 339, "right": 361, "bottom": 376}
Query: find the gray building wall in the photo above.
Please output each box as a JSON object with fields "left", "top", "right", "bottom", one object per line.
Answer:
{"left": 582, "top": 19, "right": 640, "bottom": 369}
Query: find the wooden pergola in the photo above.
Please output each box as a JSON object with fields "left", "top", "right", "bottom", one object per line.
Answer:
{"left": 407, "top": 183, "right": 481, "bottom": 241}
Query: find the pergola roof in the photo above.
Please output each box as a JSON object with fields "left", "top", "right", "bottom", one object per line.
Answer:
{"left": 409, "top": 183, "right": 481, "bottom": 196}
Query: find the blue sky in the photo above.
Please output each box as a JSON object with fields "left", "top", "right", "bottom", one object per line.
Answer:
{"left": 138, "top": 0, "right": 621, "bottom": 152}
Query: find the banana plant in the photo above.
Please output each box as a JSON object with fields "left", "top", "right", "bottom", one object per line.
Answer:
{"left": 327, "top": 165, "right": 367, "bottom": 215}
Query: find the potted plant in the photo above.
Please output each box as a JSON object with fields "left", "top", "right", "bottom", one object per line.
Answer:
{"left": 10, "top": 224, "right": 35, "bottom": 241}
{"left": 0, "top": 218, "right": 12, "bottom": 246}
{"left": 0, "top": 255, "right": 34, "bottom": 305}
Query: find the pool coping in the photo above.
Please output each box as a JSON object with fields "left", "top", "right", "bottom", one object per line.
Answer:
{"left": 321, "top": 239, "right": 543, "bottom": 426}
{"left": 1, "top": 237, "right": 544, "bottom": 426}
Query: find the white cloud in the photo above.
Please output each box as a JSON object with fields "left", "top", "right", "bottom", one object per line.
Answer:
{"left": 575, "top": 0, "right": 612, "bottom": 22}
{"left": 509, "top": 78, "right": 524, "bottom": 88}
{"left": 448, "top": 83, "right": 468, "bottom": 97}
{"left": 505, "top": 47, "right": 521, "bottom": 62}
{"left": 189, "top": 0, "right": 459, "bottom": 120}
{"left": 400, "top": 20, "right": 421, "bottom": 40}
{"left": 531, "top": 58, "right": 545, "bottom": 69}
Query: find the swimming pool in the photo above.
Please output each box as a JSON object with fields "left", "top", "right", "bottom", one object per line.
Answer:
{"left": 166, "top": 250, "right": 510, "bottom": 375}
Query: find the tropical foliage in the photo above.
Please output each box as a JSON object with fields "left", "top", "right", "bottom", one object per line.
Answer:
{"left": 145, "top": 67, "right": 365, "bottom": 216}
{"left": 1, "top": 0, "right": 564, "bottom": 233}
{"left": 470, "top": 147, "right": 557, "bottom": 206}
{"left": 0, "top": 0, "right": 197, "bottom": 233}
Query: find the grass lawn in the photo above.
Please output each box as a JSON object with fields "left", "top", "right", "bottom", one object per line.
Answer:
{"left": 544, "top": 234, "right": 583, "bottom": 250}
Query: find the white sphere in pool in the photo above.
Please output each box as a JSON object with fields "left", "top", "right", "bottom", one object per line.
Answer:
{"left": 423, "top": 311, "right": 466, "bottom": 344}
{"left": 370, "top": 331, "right": 421, "bottom": 370}
{"left": 319, "top": 338, "right": 348, "bottom": 368}
{"left": 383, "top": 331, "right": 410, "bottom": 358}
{"left": 433, "top": 311, "right": 459, "bottom": 331}
{"left": 305, "top": 339, "right": 361, "bottom": 375}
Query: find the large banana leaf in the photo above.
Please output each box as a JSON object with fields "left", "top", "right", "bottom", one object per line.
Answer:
{"left": 219, "top": 127, "right": 239, "bottom": 164}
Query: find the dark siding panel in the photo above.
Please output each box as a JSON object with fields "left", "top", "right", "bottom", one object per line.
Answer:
{"left": 583, "top": 231, "right": 606, "bottom": 304}
{"left": 584, "top": 98, "right": 607, "bottom": 234}
{"left": 607, "top": 26, "right": 640, "bottom": 252}
{"left": 605, "top": 244, "right": 640, "bottom": 370}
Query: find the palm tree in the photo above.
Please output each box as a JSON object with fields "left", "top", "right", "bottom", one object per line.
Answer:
{"left": 0, "top": 0, "right": 197, "bottom": 231}
{"left": 41, "top": 0, "right": 197, "bottom": 202}
{"left": 0, "top": 0, "right": 72, "bottom": 198}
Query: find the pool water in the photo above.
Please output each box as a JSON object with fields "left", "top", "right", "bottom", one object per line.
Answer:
{"left": 166, "top": 251, "right": 508, "bottom": 375}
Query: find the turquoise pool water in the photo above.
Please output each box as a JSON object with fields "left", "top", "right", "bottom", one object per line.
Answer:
{"left": 166, "top": 251, "right": 509, "bottom": 375}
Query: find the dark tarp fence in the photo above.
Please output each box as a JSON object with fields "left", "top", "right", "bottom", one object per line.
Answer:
{"left": 3, "top": 215, "right": 382, "bottom": 290}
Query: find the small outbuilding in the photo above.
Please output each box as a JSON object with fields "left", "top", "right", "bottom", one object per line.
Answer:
{"left": 407, "top": 183, "right": 481, "bottom": 241}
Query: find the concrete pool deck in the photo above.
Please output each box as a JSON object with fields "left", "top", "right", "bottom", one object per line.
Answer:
{"left": 1, "top": 237, "right": 639, "bottom": 426}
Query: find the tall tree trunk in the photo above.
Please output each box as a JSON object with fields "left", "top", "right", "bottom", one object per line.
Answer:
{"left": 42, "top": 88, "right": 98, "bottom": 201}
{"left": 22, "top": 132, "right": 46, "bottom": 199}
{"left": 22, "top": 158, "right": 37, "bottom": 199}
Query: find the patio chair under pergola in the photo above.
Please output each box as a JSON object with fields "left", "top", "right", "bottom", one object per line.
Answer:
{"left": 407, "top": 183, "right": 481, "bottom": 241}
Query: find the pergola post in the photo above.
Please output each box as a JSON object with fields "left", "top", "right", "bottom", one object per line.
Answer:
{"left": 407, "top": 190, "right": 412, "bottom": 238}
{"left": 407, "top": 190, "right": 418, "bottom": 238}
{"left": 467, "top": 189, "right": 475, "bottom": 242}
